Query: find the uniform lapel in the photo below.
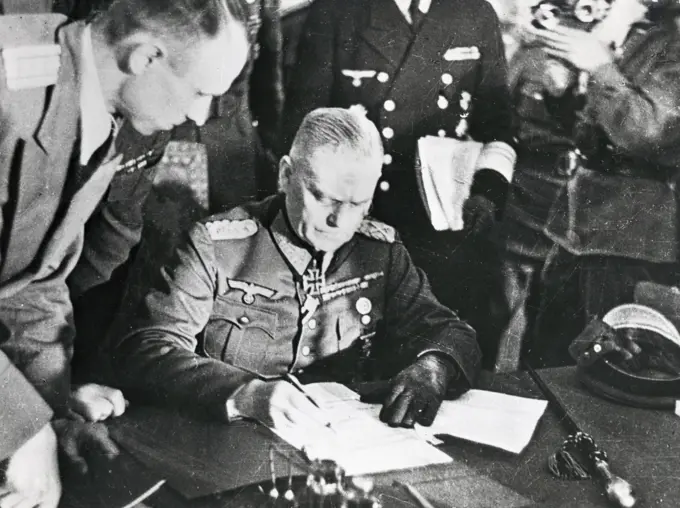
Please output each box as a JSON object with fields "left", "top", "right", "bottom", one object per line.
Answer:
{"left": 358, "top": 0, "right": 413, "bottom": 71}
{"left": 34, "top": 21, "right": 82, "bottom": 158}
{"left": 0, "top": 20, "right": 82, "bottom": 282}
{"left": 394, "top": 0, "right": 455, "bottom": 85}
{"left": 29, "top": 22, "right": 119, "bottom": 276}
{"left": 269, "top": 210, "right": 312, "bottom": 277}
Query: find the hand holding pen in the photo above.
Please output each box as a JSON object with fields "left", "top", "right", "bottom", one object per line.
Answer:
{"left": 229, "top": 369, "right": 335, "bottom": 436}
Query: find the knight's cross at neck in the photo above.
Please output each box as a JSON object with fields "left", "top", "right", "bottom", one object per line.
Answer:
{"left": 302, "top": 254, "right": 327, "bottom": 296}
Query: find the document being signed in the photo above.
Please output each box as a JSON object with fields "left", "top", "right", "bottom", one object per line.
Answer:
{"left": 271, "top": 383, "right": 548, "bottom": 473}
{"left": 269, "top": 383, "right": 453, "bottom": 476}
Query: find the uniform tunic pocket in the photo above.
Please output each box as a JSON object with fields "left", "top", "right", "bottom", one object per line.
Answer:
{"left": 204, "top": 298, "right": 278, "bottom": 374}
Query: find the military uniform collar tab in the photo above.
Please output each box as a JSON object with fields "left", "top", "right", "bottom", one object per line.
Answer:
{"left": 270, "top": 209, "right": 313, "bottom": 276}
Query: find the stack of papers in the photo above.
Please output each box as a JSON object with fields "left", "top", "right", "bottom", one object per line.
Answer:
{"left": 271, "top": 384, "right": 548, "bottom": 476}
{"left": 416, "top": 136, "right": 482, "bottom": 231}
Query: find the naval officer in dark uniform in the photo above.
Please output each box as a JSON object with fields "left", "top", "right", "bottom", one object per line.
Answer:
{"left": 110, "top": 107, "right": 480, "bottom": 433}
{"left": 283, "top": 0, "right": 515, "bottom": 338}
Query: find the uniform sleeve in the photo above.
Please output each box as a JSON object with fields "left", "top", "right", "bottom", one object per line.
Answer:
{"left": 110, "top": 225, "right": 256, "bottom": 421}
{"left": 586, "top": 37, "right": 680, "bottom": 159}
{"left": 0, "top": 350, "right": 53, "bottom": 461}
{"left": 250, "top": 0, "right": 284, "bottom": 155}
{"left": 281, "top": 0, "right": 337, "bottom": 153}
{"left": 68, "top": 129, "right": 170, "bottom": 297}
{"left": 67, "top": 194, "right": 147, "bottom": 297}
{"left": 468, "top": 2, "right": 516, "bottom": 211}
{"left": 383, "top": 241, "right": 481, "bottom": 387}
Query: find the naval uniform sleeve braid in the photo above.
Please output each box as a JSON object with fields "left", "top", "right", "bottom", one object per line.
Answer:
{"left": 111, "top": 224, "right": 256, "bottom": 420}
{"left": 466, "top": 1, "right": 515, "bottom": 215}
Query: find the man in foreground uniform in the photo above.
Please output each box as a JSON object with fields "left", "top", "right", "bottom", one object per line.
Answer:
{"left": 283, "top": 0, "right": 516, "bottom": 339}
{"left": 111, "top": 107, "right": 480, "bottom": 434}
{"left": 0, "top": 1, "right": 248, "bottom": 505}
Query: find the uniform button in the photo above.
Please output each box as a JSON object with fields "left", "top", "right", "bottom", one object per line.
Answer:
{"left": 382, "top": 127, "right": 394, "bottom": 139}
{"left": 377, "top": 71, "right": 389, "bottom": 83}
{"left": 379, "top": 180, "right": 390, "bottom": 192}
{"left": 361, "top": 315, "right": 372, "bottom": 325}
{"left": 384, "top": 99, "right": 396, "bottom": 112}
{"left": 441, "top": 73, "right": 453, "bottom": 85}
{"left": 437, "top": 95, "right": 449, "bottom": 109}
{"left": 383, "top": 154, "right": 393, "bottom": 165}
{"left": 308, "top": 319, "right": 318, "bottom": 330}
{"left": 297, "top": 369, "right": 304, "bottom": 375}
{"left": 438, "top": 129, "right": 446, "bottom": 137}
{"left": 301, "top": 346, "right": 311, "bottom": 356}
{"left": 238, "top": 315, "right": 250, "bottom": 325}
{"left": 252, "top": 120, "right": 259, "bottom": 127}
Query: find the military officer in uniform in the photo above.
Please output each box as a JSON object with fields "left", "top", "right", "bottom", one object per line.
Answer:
{"left": 110, "top": 107, "right": 480, "bottom": 433}
{"left": 283, "top": 0, "right": 515, "bottom": 338}
{"left": 0, "top": 1, "right": 248, "bottom": 501}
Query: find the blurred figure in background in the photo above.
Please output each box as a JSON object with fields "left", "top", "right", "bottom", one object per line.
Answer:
{"left": 492, "top": 0, "right": 680, "bottom": 369}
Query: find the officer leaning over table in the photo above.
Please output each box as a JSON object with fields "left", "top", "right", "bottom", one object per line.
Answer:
{"left": 282, "top": 0, "right": 516, "bottom": 344}
{"left": 109, "top": 107, "right": 481, "bottom": 434}
{"left": 0, "top": 1, "right": 248, "bottom": 506}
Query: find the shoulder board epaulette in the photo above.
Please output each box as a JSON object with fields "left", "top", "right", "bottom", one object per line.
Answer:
{"left": 0, "top": 15, "right": 66, "bottom": 91}
{"left": 204, "top": 218, "right": 258, "bottom": 241}
{"left": 357, "top": 219, "right": 396, "bottom": 243}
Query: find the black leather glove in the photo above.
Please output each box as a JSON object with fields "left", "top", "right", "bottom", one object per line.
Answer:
{"left": 362, "top": 354, "right": 457, "bottom": 428}
{"left": 462, "top": 194, "right": 496, "bottom": 236}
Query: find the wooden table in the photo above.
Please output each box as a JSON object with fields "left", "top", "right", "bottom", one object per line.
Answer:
{"left": 59, "top": 367, "right": 680, "bottom": 507}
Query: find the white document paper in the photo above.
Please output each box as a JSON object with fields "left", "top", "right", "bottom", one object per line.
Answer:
{"left": 270, "top": 383, "right": 452, "bottom": 476}
{"left": 675, "top": 400, "right": 679, "bottom": 417}
{"left": 416, "top": 136, "right": 482, "bottom": 231}
{"left": 415, "top": 390, "right": 548, "bottom": 454}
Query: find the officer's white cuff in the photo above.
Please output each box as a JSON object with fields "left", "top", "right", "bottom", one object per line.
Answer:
{"left": 474, "top": 141, "right": 516, "bottom": 182}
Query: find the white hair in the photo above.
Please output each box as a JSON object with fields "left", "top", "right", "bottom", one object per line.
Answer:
{"left": 289, "top": 106, "right": 384, "bottom": 165}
